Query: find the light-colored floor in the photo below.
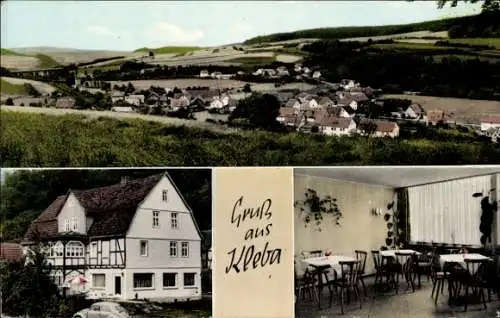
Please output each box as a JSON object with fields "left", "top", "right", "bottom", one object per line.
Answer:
{"left": 296, "top": 276, "right": 500, "bottom": 318}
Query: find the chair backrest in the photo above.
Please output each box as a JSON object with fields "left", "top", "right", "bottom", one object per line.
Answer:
{"left": 303, "top": 250, "right": 323, "bottom": 258}
{"left": 371, "top": 250, "right": 381, "bottom": 270}
{"left": 355, "top": 250, "right": 367, "bottom": 273}
{"left": 465, "top": 259, "right": 488, "bottom": 277}
{"left": 339, "top": 260, "right": 360, "bottom": 286}
{"left": 395, "top": 252, "right": 414, "bottom": 272}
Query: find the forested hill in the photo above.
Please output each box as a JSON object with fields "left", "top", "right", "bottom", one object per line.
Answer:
{"left": 243, "top": 12, "right": 500, "bottom": 44}
{"left": 0, "top": 169, "right": 212, "bottom": 242}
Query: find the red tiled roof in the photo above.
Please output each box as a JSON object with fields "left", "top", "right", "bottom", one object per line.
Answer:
{"left": 361, "top": 119, "right": 398, "bottom": 133}
{"left": 409, "top": 103, "right": 425, "bottom": 114}
{"left": 0, "top": 243, "right": 23, "bottom": 262}
{"left": 23, "top": 174, "right": 163, "bottom": 242}
{"left": 55, "top": 97, "right": 76, "bottom": 108}
{"left": 279, "top": 107, "right": 295, "bottom": 117}
{"left": 319, "top": 117, "right": 353, "bottom": 129}
{"left": 480, "top": 115, "right": 500, "bottom": 124}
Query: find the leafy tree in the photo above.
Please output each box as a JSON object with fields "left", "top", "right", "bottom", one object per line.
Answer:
{"left": 436, "top": 0, "right": 499, "bottom": 11}
{"left": 243, "top": 83, "right": 252, "bottom": 93}
{"left": 229, "top": 93, "right": 281, "bottom": 130}
{"left": 5, "top": 97, "right": 14, "bottom": 105}
{"left": 0, "top": 247, "right": 60, "bottom": 318}
{"left": 24, "top": 83, "right": 41, "bottom": 97}
{"left": 359, "top": 122, "right": 378, "bottom": 136}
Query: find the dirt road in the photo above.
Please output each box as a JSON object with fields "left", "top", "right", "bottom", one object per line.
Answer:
{"left": 1, "top": 105, "right": 238, "bottom": 134}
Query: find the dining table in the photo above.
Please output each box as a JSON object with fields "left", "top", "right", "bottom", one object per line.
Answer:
{"left": 302, "top": 255, "right": 357, "bottom": 308}
{"left": 438, "top": 253, "right": 492, "bottom": 305}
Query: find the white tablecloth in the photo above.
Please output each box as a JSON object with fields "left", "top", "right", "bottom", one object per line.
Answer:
{"left": 380, "top": 249, "right": 421, "bottom": 258}
{"left": 439, "top": 253, "right": 491, "bottom": 272}
{"left": 302, "top": 255, "right": 357, "bottom": 273}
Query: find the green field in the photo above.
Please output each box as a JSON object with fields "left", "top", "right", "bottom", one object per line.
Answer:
{"left": 371, "top": 43, "right": 452, "bottom": 51}
{"left": 0, "top": 48, "right": 27, "bottom": 56}
{"left": 447, "top": 38, "right": 500, "bottom": 49}
{"left": 226, "top": 56, "right": 277, "bottom": 66}
{"left": 135, "top": 46, "right": 202, "bottom": 54}
{"left": 0, "top": 79, "right": 28, "bottom": 95}
{"left": 35, "top": 54, "right": 60, "bottom": 68}
{"left": 1, "top": 111, "right": 499, "bottom": 167}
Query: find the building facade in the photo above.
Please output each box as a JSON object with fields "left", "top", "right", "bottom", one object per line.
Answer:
{"left": 21, "top": 173, "right": 203, "bottom": 302}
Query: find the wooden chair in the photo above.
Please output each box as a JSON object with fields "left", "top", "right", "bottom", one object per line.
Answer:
{"left": 329, "top": 260, "right": 362, "bottom": 315}
{"left": 461, "top": 259, "right": 489, "bottom": 312}
{"left": 371, "top": 250, "right": 389, "bottom": 293}
{"left": 355, "top": 250, "right": 369, "bottom": 296}
{"left": 301, "top": 250, "right": 330, "bottom": 309}
{"left": 414, "top": 250, "right": 433, "bottom": 288}
{"left": 394, "top": 252, "right": 415, "bottom": 293}
{"left": 294, "top": 259, "right": 318, "bottom": 304}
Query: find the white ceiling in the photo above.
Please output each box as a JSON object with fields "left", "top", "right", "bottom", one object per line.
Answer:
{"left": 294, "top": 166, "right": 500, "bottom": 188}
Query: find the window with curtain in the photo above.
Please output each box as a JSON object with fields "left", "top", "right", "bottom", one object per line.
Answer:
{"left": 92, "top": 274, "right": 106, "bottom": 288}
{"left": 408, "top": 175, "right": 492, "bottom": 246}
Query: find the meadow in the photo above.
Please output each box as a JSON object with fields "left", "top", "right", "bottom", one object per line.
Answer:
{"left": 2, "top": 111, "right": 499, "bottom": 167}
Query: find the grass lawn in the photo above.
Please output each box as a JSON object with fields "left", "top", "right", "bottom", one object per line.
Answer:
{"left": 447, "top": 38, "right": 500, "bottom": 49}
{"left": 0, "top": 78, "right": 28, "bottom": 95}
{"left": 135, "top": 46, "right": 202, "bottom": 55}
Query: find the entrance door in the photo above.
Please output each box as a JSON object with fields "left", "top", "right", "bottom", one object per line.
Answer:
{"left": 114, "top": 276, "right": 121, "bottom": 295}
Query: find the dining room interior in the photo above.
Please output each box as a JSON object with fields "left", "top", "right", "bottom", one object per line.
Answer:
{"left": 294, "top": 166, "right": 500, "bottom": 317}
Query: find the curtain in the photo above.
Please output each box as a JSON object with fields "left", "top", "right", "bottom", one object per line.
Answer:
{"left": 408, "top": 175, "right": 492, "bottom": 246}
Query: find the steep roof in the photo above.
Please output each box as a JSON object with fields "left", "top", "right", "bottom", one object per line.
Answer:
{"left": 319, "top": 117, "right": 353, "bottom": 129}
{"left": 481, "top": 115, "right": 500, "bottom": 124}
{"left": 23, "top": 174, "right": 164, "bottom": 242}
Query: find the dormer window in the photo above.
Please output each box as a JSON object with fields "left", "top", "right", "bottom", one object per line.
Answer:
{"left": 162, "top": 189, "right": 168, "bottom": 202}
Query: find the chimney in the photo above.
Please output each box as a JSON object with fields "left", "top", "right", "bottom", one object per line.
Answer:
{"left": 121, "top": 176, "right": 130, "bottom": 185}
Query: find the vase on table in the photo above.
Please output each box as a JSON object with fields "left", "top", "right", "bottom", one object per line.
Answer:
{"left": 325, "top": 249, "right": 332, "bottom": 256}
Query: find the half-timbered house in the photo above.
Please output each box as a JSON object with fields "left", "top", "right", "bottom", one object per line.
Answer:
{"left": 21, "top": 173, "right": 203, "bottom": 302}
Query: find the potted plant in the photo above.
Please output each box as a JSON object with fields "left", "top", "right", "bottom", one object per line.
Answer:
{"left": 294, "top": 188, "right": 342, "bottom": 231}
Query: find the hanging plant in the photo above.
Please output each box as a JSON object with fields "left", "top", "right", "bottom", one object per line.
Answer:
{"left": 383, "top": 213, "right": 391, "bottom": 222}
{"left": 294, "top": 188, "right": 342, "bottom": 231}
{"left": 386, "top": 222, "right": 393, "bottom": 230}
{"left": 387, "top": 231, "right": 393, "bottom": 238}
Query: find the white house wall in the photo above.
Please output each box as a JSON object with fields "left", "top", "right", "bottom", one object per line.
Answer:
{"left": 57, "top": 193, "right": 86, "bottom": 233}
{"left": 294, "top": 174, "right": 393, "bottom": 275}
{"left": 128, "top": 175, "right": 201, "bottom": 241}
{"left": 408, "top": 175, "right": 493, "bottom": 246}
{"left": 124, "top": 268, "right": 201, "bottom": 301}
{"left": 125, "top": 238, "right": 201, "bottom": 269}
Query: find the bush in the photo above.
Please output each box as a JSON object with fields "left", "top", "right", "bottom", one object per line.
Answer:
{"left": 5, "top": 97, "right": 14, "bottom": 105}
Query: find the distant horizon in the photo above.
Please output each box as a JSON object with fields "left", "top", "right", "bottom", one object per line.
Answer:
{"left": 0, "top": 1, "right": 482, "bottom": 51}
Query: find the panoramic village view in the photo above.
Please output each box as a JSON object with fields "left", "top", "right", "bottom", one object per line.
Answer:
{"left": 1, "top": 0, "right": 500, "bottom": 166}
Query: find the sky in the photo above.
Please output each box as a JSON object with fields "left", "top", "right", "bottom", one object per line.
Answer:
{"left": 1, "top": 0, "right": 482, "bottom": 51}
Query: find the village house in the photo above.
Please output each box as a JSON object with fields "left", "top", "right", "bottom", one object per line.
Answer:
{"left": 317, "top": 117, "right": 357, "bottom": 137}
{"left": 124, "top": 95, "right": 145, "bottom": 107}
{"left": 199, "top": 70, "right": 210, "bottom": 78}
{"left": 340, "top": 79, "right": 360, "bottom": 90}
{"left": 285, "top": 98, "right": 301, "bottom": 110}
{"left": 426, "top": 109, "right": 445, "bottom": 125}
{"left": 13, "top": 97, "right": 47, "bottom": 107}
{"left": 55, "top": 97, "right": 77, "bottom": 109}
{"left": 0, "top": 243, "right": 23, "bottom": 263}
{"left": 21, "top": 173, "right": 202, "bottom": 302}
{"left": 405, "top": 103, "right": 426, "bottom": 120}
{"left": 208, "top": 94, "right": 230, "bottom": 110}
{"left": 480, "top": 115, "right": 500, "bottom": 132}
{"left": 110, "top": 91, "right": 126, "bottom": 104}
{"left": 210, "top": 72, "right": 222, "bottom": 79}
{"left": 294, "top": 63, "right": 302, "bottom": 72}
{"left": 336, "top": 92, "right": 367, "bottom": 111}
{"left": 170, "top": 95, "right": 191, "bottom": 111}
{"left": 318, "top": 96, "right": 335, "bottom": 108}
{"left": 146, "top": 92, "right": 169, "bottom": 107}
{"left": 312, "top": 71, "right": 322, "bottom": 79}
{"left": 360, "top": 119, "right": 400, "bottom": 138}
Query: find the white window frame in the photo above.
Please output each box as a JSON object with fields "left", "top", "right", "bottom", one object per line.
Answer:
{"left": 183, "top": 273, "right": 196, "bottom": 288}
{"left": 71, "top": 217, "right": 78, "bottom": 231}
{"left": 162, "top": 189, "right": 168, "bottom": 202}
{"left": 54, "top": 242, "right": 64, "bottom": 257}
{"left": 162, "top": 272, "right": 177, "bottom": 289}
{"left": 140, "top": 240, "right": 148, "bottom": 257}
{"left": 169, "top": 241, "right": 177, "bottom": 257}
{"left": 133, "top": 273, "right": 154, "bottom": 289}
{"left": 152, "top": 211, "right": 160, "bottom": 228}
{"left": 64, "top": 219, "right": 71, "bottom": 232}
{"left": 171, "top": 212, "right": 178, "bottom": 229}
{"left": 92, "top": 273, "right": 106, "bottom": 289}
{"left": 66, "top": 241, "right": 84, "bottom": 258}
{"left": 90, "top": 242, "right": 97, "bottom": 258}
{"left": 181, "top": 242, "right": 189, "bottom": 257}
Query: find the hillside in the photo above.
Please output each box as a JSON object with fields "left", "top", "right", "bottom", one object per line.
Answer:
{"left": 244, "top": 13, "right": 499, "bottom": 44}
{"left": 134, "top": 46, "right": 202, "bottom": 55}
